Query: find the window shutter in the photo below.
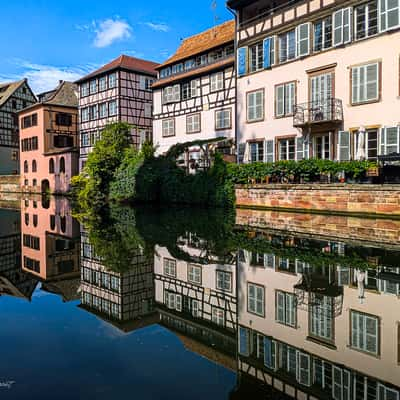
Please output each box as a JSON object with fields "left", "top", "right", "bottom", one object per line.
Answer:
{"left": 366, "top": 63, "right": 379, "bottom": 101}
{"left": 333, "top": 9, "right": 344, "bottom": 46}
{"left": 239, "top": 327, "right": 250, "bottom": 356}
{"left": 380, "top": 0, "right": 400, "bottom": 31}
{"left": 173, "top": 84, "right": 180, "bottom": 101}
{"left": 343, "top": 7, "right": 352, "bottom": 43}
{"left": 265, "top": 139, "right": 274, "bottom": 162}
{"left": 380, "top": 127, "right": 386, "bottom": 155}
{"left": 176, "top": 294, "right": 182, "bottom": 311}
{"left": 238, "top": 47, "right": 248, "bottom": 77}
{"left": 276, "top": 85, "right": 285, "bottom": 117}
{"left": 286, "top": 294, "right": 295, "bottom": 327}
{"left": 296, "top": 23, "right": 310, "bottom": 57}
{"left": 238, "top": 143, "right": 246, "bottom": 164}
{"left": 337, "top": 131, "right": 350, "bottom": 161}
{"left": 352, "top": 67, "right": 359, "bottom": 103}
{"left": 285, "top": 82, "right": 295, "bottom": 115}
{"left": 296, "top": 137, "right": 304, "bottom": 160}
{"left": 139, "top": 76, "right": 146, "bottom": 90}
{"left": 263, "top": 37, "right": 271, "bottom": 68}
{"left": 297, "top": 352, "right": 311, "bottom": 386}
{"left": 264, "top": 338, "right": 275, "bottom": 369}
{"left": 276, "top": 292, "right": 285, "bottom": 323}
{"left": 386, "top": 126, "right": 400, "bottom": 154}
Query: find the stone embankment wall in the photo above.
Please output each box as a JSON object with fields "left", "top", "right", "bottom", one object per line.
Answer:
{"left": 0, "top": 176, "right": 21, "bottom": 206}
{"left": 236, "top": 184, "right": 400, "bottom": 217}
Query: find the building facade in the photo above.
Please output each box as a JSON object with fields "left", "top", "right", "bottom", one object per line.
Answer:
{"left": 152, "top": 21, "right": 236, "bottom": 167}
{"left": 19, "top": 81, "right": 79, "bottom": 194}
{"left": 228, "top": 0, "right": 400, "bottom": 164}
{"left": 76, "top": 55, "right": 158, "bottom": 171}
{"left": 0, "top": 79, "right": 36, "bottom": 175}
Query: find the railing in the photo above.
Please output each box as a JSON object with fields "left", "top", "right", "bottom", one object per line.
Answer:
{"left": 293, "top": 98, "right": 343, "bottom": 127}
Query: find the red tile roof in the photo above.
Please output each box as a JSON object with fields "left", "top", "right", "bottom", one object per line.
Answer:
{"left": 157, "top": 20, "right": 235, "bottom": 69}
{"left": 76, "top": 54, "right": 159, "bottom": 83}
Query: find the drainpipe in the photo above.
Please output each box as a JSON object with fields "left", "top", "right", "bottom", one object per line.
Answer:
{"left": 227, "top": 5, "right": 239, "bottom": 164}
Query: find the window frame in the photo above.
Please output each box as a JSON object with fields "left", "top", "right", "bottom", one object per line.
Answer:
{"left": 215, "top": 108, "right": 232, "bottom": 130}
{"left": 186, "top": 113, "right": 201, "bottom": 134}
{"left": 216, "top": 270, "right": 232, "bottom": 292}
{"left": 350, "top": 309, "right": 380, "bottom": 356}
{"left": 246, "top": 89, "right": 265, "bottom": 123}
{"left": 275, "top": 81, "right": 296, "bottom": 118}
{"left": 350, "top": 61, "right": 381, "bottom": 106}
{"left": 162, "top": 118, "right": 175, "bottom": 137}
{"left": 247, "top": 282, "right": 265, "bottom": 317}
{"left": 210, "top": 71, "right": 224, "bottom": 92}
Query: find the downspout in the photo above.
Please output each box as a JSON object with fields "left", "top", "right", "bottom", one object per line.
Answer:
{"left": 227, "top": 5, "right": 239, "bottom": 164}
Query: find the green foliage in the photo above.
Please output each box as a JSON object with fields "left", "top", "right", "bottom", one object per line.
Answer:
{"left": 227, "top": 158, "right": 377, "bottom": 184}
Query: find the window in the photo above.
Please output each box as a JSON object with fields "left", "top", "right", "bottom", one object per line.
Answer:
{"left": 182, "top": 83, "right": 190, "bottom": 100}
{"left": 23, "top": 160, "right": 28, "bottom": 173}
{"left": 80, "top": 82, "right": 89, "bottom": 97}
{"left": 56, "top": 113, "right": 72, "bottom": 126}
{"left": 32, "top": 179, "right": 37, "bottom": 187}
{"left": 89, "top": 79, "right": 97, "bottom": 94}
{"left": 351, "top": 62, "right": 379, "bottom": 104}
{"left": 110, "top": 276, "right": 120, "bottom": 292}
{"left": 279, "top": 30, "right": 296, "bottom": 63}
{"left": 144, "top": 103, "right": 152, "bottom": 118}
{"left": 314, "top": 134, "right": 331, "bottom": 160}
{"left": 355, "top": 1, "right": 378, "bottom": 39}
{"left": 99, "top": 76, "right": 107, "bottom": 91}
{"left": 314, "top": 16, "right": 333, "bottom": 51}
{"left": 187, "top": 264, "right": 201, "bottom": 285}
{"left": 184, "top": 59, "right": 195, "bottom": 70}
{"left": 165, "top": 291, "right": 182, "bottom": 311}
{"left": 108, "top": 73, "right": 117, "bottom": 88}
{"left": 248, "top": 283, "right": 265, "bottom": 316}
{"left": 276, "top": 291, "right": 296, "bottom": 327}
{"left": 296, "top": 23, "right": 311, "bottom": 57}
{"left": 108, "top": 100, "right": 117, "bottom": 116}
{"left": 278, "top": 138, "right": 295, "bottom": 160}
{"left": 163, "top": 84, "right": 180, "bottom": 103}
{"left": 380, "top": 126, "right": 400, "bottom": 155}
{"left": 355, "top": 128, "right": 378, "bottom": 160}
{"left": 210, "top": 72, "right": 224, "bottom": 91}
{"left": 99, "top": 103, "right": 108, "bottom": 118}
{"left": 49, "top": 158, "right": 54, "bottom": 173}
{"left": 275, "top": 82, "right": 295, "bottom": 117}
{"left": 215, "top": 109, "right": 231, "bottom": 130}
{"left": 212, "top": 307, "right": 225, "bottom": 326}
{"left": 310, "top": 295, "right": 334, "bottom": 342}
{"left": 378, "top": 384, "right": 400, "bottom": 400}
{"left": 350, "top": 310, "right": 379, "bottom": 355}
{"left": 22, "top": 113, "right": 38, "bottom": 129}
{"left": 164, "top": 258, "right": 176, "bottom": 277}
{"left": 23, "top": 256, "right": 40, "bottom": 273}
{"left": 333, "top": 8, "right": 352, "bottom": 46}
{"left": 81, "top": 107, "right": 89, "bottom": 122}
{"left": 216, "top": 270, "right": 232, "bottom": 292}
{"left": 250, "top": 141, "right": 264, "bottom": 162}
{"left": 21, "top": 137, "right": 38, "bottom": 152}
{"left": 89, "top": 105, "right": 98, "bottom": 120}
{"left": 247, "top": 90, "right": 264, "bottom": 122}
{"left": 249, "top": 42, "right": 264, "bottom": 72}
{"left": 331, "top": 367, "right": 351, "bottom": 400}
{"left": 190, "top": 80, "right": 200, "bottom": 97}
{"left": 60, "top": 157, "right": 65, "bottom": 173}
{"left": 23, "top": 234, "right": 40, "bottom": 250}
{"left": 162, "top": 119, "right": 175, "bottom": 137}
{"left": 380, "top": 0, "right": 400, "bottom": 31}
{"left": 186, "top": 114, "right": 201, "bottom": 134}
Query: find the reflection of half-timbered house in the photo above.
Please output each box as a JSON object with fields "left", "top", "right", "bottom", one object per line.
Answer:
{"left": 236, "top": 239, "right": 400, "bottom": 400}
{"left": 154, "top": 245, "right": 237, "bottom": 357}
{"left": 0, "top": 79, "right": 36, "bottom": 174}
{"left": 80, "top": 230, "right": 156, "bottom": 333}
{"left": 0, "top": 208, "right": 38, "bottom": 300}
{"left": 76, "top": 55, "right": 158, "bottom": 170}
{"left": 152, "top": 21, "right": 236, "bottom": 167}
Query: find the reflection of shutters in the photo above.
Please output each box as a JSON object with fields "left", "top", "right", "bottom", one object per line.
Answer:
{"left": 296, "top": 352, "right": 311, "bottom": 386}
{"left": 296, "top": 23, "right": 310, "bottom": 57}
{"left": 239, "top": 327, "right": 250, "bottom": 356}
{"left": 265, "top": 254, "right": 275, "bottom": 268}
{"left": 238, "top": 47, "right": 248, "bottom": 77}
{"left": 176, "top": 294, "right": 182, "bottom": 311}
{"left": 332, "top": 367, "right": 351, "bottom": 400}
{"left": 276, "top": 291, "right": 285, "bottom": 323}
{"left": 264, "top": 338, "right": 276, "bottom": 369}
{"left": 265, "top": 139, "right": 274, "bottom": 163}
{"left": 286, "top": 294, "right": 296, "bottom": 327}
{"left": 337, "top": 131, "right": 350, "bottom": 160}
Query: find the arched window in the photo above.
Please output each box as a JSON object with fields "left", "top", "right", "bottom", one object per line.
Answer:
{"left": 24, "top": 160, "right": 28, "bottom": 173}
{"left": 60, "top": 216, "right": 66, "bottom": 233}
{"left": 60, "top": 157, "right": 65, "bottom": 173}
{"left": 32, "top": 160, "right": 37, "bottom": 172}
{"left": 49, "top": 158, "right": 54, "bottom": 174}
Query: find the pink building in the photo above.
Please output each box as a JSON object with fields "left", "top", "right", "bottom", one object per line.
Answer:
{"left": 75, "top": 55, "right": 158, "bottom": 171}
{"left": 19, "top": 81, "right": 79, "bottom": 194}
{"left": 228, "top": 0, "right": 400, "bottom": 163}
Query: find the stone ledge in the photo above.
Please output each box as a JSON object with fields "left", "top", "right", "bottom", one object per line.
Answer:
{"left": 235, "top": 183, "right": 400, "bottom": 191}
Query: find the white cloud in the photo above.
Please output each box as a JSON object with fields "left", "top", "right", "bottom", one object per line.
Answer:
{"left": 144, "top": 22, "right": 170, "bottom": 32}
{"left": 0, "top": 59, "right": 96, "bottom": 93}
{"left": 93, "top": 19, "right": 132, "bottom": 48}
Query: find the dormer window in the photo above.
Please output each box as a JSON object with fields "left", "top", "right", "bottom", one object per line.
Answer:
{"left": 184, "top": 59, "right": 195, "bottom": 71}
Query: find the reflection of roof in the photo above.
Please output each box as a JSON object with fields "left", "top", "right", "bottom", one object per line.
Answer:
{"left": 41, "top": 277, "right": 80, "bottom": 302}
{"left": 0, "top": 275, "right": 38, "bottom": 301}
{"left": 158, "top": 20, "right": 235, "bottom": 69}
{"left": 75, "top": 54, "right": 158, "bottom": 83}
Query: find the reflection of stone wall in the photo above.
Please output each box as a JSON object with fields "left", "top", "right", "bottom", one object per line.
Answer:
{"left": 236, "top": 208, "right": 400, "bottom": 246}
{"left": 0, "top": 175, "right": 20, "bottom": 195}
{"left": 236, "top": 184, "right": 400, "bottom": 216}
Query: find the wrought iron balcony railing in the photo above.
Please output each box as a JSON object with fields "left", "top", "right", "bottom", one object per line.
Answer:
{"left": 293, "top": 98, "right": 343, "bottom": 128}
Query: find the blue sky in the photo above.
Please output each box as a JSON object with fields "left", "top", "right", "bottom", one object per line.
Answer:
{"left": 0, "top": 0, "right": 232, "bottom": 93}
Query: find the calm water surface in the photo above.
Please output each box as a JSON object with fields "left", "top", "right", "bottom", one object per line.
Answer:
{"left": 0, "top": 197, "right": 399, "bottom": 399}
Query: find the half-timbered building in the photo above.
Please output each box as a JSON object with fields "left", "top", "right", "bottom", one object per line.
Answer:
{"left": 19, "top": 81, "right": 79, "bottom": 194}
{"left": 228, "top": 0, "right": 400, "bottom": 164}
{"left": 235, "top": 233, "right": 400, "bottom": 400}
{"left": 0, "top": 79, "right": 36, "bottom": 174}
{"left": 152, "top": 20, "right": 236, "bottom": 167}
{"left": 76, "top": 55, "right": 158, "bottom": 171}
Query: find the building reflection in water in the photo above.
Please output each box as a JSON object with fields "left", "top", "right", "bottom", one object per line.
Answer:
{"left": 0, "top": 208, "right": 37, "bottom": 300}
{"left": 20, "top": 195, "right": 80, "bottom": 301}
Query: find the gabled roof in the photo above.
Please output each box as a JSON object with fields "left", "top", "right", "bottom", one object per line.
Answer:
{"left": 39, "top": 81, "right": 78, "bottom": 108}
{"left": 157, "top": 20, "right": 235, "bottom": 69}
{"left": 0, "top": 79, "right": 29, "bottom": 107}
{"left": 75, "top": 54, "right": 159, "bottom": 83}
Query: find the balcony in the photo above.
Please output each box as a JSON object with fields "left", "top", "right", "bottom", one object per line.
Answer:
{"left": 293, "top": 98, "right": 343, "bottom": 128}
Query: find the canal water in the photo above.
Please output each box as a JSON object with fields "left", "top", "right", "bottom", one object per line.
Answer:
{"left": 0, "top": 197, "right": 399, "bottom": 399}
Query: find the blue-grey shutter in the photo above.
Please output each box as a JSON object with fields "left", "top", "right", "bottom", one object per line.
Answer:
{"left": 238, "top": 47, "right": 247, "bottom": 77}
{"left": 264, "top": 337, "right": 275, "bottom": 369}
{"left": 263, "top": 38, "right": 271, "bottom": 68}
{"left": 239, "top": 327, "right": 250, "bottom": 356}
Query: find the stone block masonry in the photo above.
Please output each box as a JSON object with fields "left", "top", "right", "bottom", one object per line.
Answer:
{"left": 235, "top": 184, "right": 400, "bottom": 217}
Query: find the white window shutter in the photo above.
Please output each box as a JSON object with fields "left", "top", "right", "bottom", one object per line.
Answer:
{"left": 265, "top": 139, "right": 274, "bottom": 163}
{"left": 337, "top": 131, "right": 350, "bottom": 161}
{"left": 352, "top": 67, "right": 359, "bottom": 104}
{"left": 173, "top": 84, "right": 180, "bottom": 101}
{"left": 333, "top": 9, "right": 344, "bottom": 46}
{"left": 343, "top": 8, "right": 352, "bottom": 43}
{"left": 366, "top": 64, "right": 379, "bottom": 101}
{"left": 176, "top": 294, "right": 182, "bottom": 311}
{"left": 296, "top": 137, "right": 304, "bottom": 160}
{"left": 296, "top": 23, "right": 310, "bottom": 57}
{"left": 276, "top": 85, "right": 285, "bottom": 117}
